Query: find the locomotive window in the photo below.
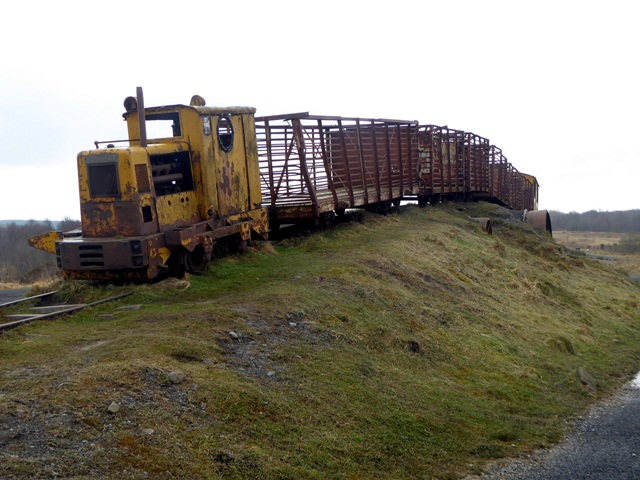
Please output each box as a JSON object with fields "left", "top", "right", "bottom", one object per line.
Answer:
{"left": 141, "top": 205, "right": 153, "bottom": 223}
{"left": 145, "top": 112, "right": 182, "bottom": 138}
{"left": 149, "top": 151, "right": 195, "bottom": 196}
{"left": 217, "top": 115, "right": 234, "bottom": 152}
{"left": 86, "top": 154, "right": 120, "bottom": 197}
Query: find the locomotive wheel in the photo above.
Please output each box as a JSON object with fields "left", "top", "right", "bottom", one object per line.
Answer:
{"left": 184, "top": 247, "right": 207, "bottom": 274}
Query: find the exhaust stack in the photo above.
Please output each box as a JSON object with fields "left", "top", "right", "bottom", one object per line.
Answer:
{"left": 136, "top": 86, "right": 147, "bottom": 147}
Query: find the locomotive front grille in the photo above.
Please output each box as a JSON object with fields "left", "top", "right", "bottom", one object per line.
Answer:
{"left": 59, "top": 239, "right": 148, "bottom": 271}
{"left": 78, "top": 244, "right": 105, "bottom": 267}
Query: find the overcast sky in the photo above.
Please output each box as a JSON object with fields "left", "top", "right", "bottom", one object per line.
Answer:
{"left": 1, "top": 0, "right": 638, "bottom": 220}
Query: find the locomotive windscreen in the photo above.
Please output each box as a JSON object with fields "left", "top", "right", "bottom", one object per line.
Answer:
{"left": 86, "top": 153, "right": 120, "bottom": 197}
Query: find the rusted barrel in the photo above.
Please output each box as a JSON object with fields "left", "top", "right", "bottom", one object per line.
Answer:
{"left": 524, "top": 210, "right": 552, "bottom": 235}
{"left": 470, "top": 217, "right": 492, "bottom": 234}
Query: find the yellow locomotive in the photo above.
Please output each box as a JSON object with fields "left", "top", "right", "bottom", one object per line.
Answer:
{"left": 29, "top": 88, "right": 268, "bottom": 281}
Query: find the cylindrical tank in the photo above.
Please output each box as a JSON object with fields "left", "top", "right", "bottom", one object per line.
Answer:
{"left": 524, "top": 210, "right": 552, "bottom": 235}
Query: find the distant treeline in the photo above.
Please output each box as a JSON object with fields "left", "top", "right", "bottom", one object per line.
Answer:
{"left": 550, "top": 210, "right": 640, "bottom": 233}
{"left": 0, "top": 218, "right": 81, "bottom": 284}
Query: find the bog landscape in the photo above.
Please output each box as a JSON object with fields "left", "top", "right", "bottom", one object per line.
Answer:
{"left": 1, "top": 204, "right": 639, "bottom": 479}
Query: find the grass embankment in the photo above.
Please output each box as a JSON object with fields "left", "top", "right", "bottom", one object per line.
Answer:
{"left": 1, "top": 204, "right": 639, "bottom": 479}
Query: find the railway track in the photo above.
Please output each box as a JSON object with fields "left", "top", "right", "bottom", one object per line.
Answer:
{"left": 0, "top": 291, "right": 133, "bottom": 333}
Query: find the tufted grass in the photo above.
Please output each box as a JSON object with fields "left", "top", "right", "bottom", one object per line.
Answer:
{"left": 1, "top": 203, "right": 639, "bottom": 479}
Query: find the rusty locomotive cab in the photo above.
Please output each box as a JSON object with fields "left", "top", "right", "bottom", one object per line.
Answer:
{"left": 30, "top": 89, "right": 268, "bottom": 281}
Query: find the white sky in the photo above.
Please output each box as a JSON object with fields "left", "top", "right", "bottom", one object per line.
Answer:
{"left": 1, "top": 0, "right": 638, "bottom": 220}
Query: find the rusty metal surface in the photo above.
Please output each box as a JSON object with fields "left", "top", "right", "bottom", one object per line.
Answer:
{"left": 464, "top": 132, "right": 491, "bottom": 194}
{"left": 57, "top": 208, "right": 268, "bottom": 282}
{"left": 524, "top": 210, "right": 553, "bottom": 235}
{"left": 254, "top": 113, "right": 540, "bottom": 222}
{"left": 520, "top": 173, "right": 540, "bottom": 211}
{"left": 417, "top": 125, "right": 464, "bottom": 197}
{"left": 255, "top": 114, "right": 418, "bottom": 221}
{"left": 417, "top": 126, "right": 491, "bottom": 200}
{"left": 489, "top": 145, "right": 509, "bottom": 206}
{"left": 54, "top": 94, "right": 269, "bottom": 280}
{"left": 136, "top": 87, "right": 147, "bottom": 147}
{"left": 28, "top": 231, "right": 63, "bottom": 255}
{"left": 487, "top": 148, "right": 540, "bottom": 211}
{"left": 470, "top": 217, "right": 493, "bottom": 234}
{"left": 55, "top": 233, "right": 170, "bottom": 281}
{"left": 58, "top": 235, "right": 158, "bottom": 271}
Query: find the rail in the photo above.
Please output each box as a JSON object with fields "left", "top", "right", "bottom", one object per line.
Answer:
{"left": 0, "top": 290, "right": 58, "bottom": 308}
{"left": 0, "top": 292, "right": 133, "bottom": 333}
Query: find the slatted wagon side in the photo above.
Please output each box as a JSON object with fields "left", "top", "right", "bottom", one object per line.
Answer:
{"left": 520, "top": 174, "right": 540, "bottom": 211}
{"left": 255, "top": 113, "right": 419, "bottom": 226}
{"left": 416, "top": 126, "right": 491, "bottom": 201}
{"left": 464, "top": 131, "right": 491, "bottom": 197}
{"left": 489, "top": 145, "right": 511, "bottom": 207}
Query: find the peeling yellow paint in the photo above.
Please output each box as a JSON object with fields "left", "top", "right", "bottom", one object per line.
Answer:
{"left": 150, "top": 247, "right": 171, "bottom": 265}
{"left": 28, "top": 231, "right": 62, "bottom": 254}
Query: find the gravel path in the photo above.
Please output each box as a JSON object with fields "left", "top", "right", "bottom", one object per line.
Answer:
{"left": 469, "top": 375, "right": 640, "bottom": 479}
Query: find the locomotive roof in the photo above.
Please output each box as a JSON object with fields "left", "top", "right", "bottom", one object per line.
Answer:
{"left": 123, "top": 104, "right": 257, "bottom": 119}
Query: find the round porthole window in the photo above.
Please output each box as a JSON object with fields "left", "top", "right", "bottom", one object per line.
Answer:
{"left": 217, "top": 115, "right": 234, "bottom": 152}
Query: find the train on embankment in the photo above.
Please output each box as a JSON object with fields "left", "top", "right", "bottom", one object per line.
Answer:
{"left": 29, "top": 88, "right": 550, "bottom": 281}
